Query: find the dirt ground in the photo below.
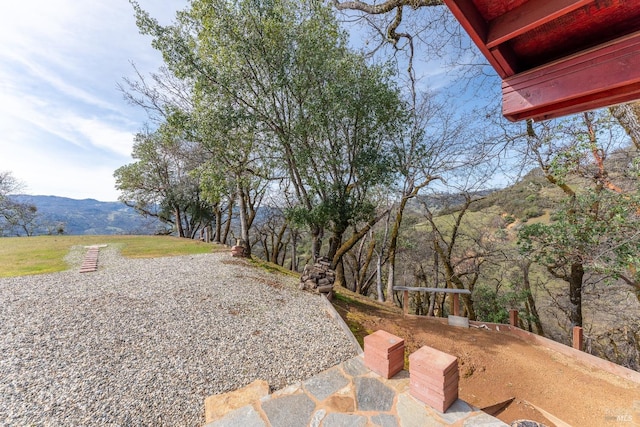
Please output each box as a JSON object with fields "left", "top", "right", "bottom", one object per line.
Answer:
{"left": 332, "top": 289, "right": 640, "bottom": 427}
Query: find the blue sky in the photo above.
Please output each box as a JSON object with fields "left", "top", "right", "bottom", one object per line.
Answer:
{"left": 0, "top": 1, "right": 491, "bottom": 202}
{"left": 0, "top": 1, "right": 187, "bottom": 201}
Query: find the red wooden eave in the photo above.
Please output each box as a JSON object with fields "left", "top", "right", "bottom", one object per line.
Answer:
{"left": 442, "top": 0, "right": 640, "bottom": 121}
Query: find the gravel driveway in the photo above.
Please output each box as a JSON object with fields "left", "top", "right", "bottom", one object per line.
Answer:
{"left": 0, "top": 247, "right": 358, "bottom": 426}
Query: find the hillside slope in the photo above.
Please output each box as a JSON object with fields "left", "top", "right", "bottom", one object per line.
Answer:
{"left": 332, "top": 287, "right": 640, "bottom": 427}
{"left": 401, "top": 165, "right": 640, "bottom": 371}
{"left": 7, "top": 195, "right": 162, "bottom": 235}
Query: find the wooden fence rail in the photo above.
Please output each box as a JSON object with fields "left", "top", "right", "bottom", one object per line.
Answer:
{"left": 392, "top": 286, "right": 471, "bottom": 317}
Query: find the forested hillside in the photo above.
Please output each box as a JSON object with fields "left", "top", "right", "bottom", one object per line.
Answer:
{"left": 403, "top": 159, "right": 640, "bottom": 371}
{"left": 108, "top": 0, "right": 640, "bottom": 370}
{"left": 1, "top": 195, "right": 162, "bottom": 236}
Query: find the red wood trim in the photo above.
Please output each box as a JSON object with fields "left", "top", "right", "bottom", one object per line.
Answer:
{"left": 444, "top": 0, "right": 512, "bottom": 78}
{"left": 508, "top": 84, "right": 640, "bottom": 122}
{"left": 502, "top": 31, "right": 640, "bottom": 121}
{"left": 486, "top": 0, "right": 593, "bottom": 48}
{"left": 442, "top": 0, "right": 488, "bottom": 41}
{"left": 504, "top": 31, "right": 640, "bottom": 87}
{"left": 490, "top": 46, "right": 517, "bottom": 76}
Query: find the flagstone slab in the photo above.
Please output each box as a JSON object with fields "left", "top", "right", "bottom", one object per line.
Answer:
{"left": 303, "top": 366, "right": 348, "bottom": 401}
{"left": 261, "top": 393, "right": 315, "bottom": 427}
{"left": 204, "top": 405, "right": 266, "bottom": 427}
{"left": 354, "top": 377, "right": 395, "bottom": 412}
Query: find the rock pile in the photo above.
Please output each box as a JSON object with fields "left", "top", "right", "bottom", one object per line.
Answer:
{"left": 299, "top": 257, "right": 335, "bottom": 299}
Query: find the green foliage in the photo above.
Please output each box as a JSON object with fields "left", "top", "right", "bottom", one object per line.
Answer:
{"left": 522, "top": 207, "right": 543, "bottom": 220}
{"left": 131, "top": 0, "right": 405, "bottom": 257}
{"left": 470, "top": 172, "right": 557, "bottom": 220}
{"left": 0, "top": 171, "right": 41, "bottom": 237}
{"left": 473, "top": 285, "right": 529, "bottom": 324}
{"left": 518, "top": 182, "right": 640, "bottom": 284}
{"left": 248, "top": 256, "right": 299, "bottom": 277}
{"left": 114, "top": 128, "right": 213, "bottom": 237}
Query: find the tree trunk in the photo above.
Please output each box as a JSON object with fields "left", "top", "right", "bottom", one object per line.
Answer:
{"left": 385, "top": 262, "right": 395, "bottom": 303}
{"left": 522, "top": 260, "right": 544, "bottom": 336}
{"left": 334, "top": 258, "right": 347, "bottom": 290}
{"left": 568, "top": 262, "right": 584, "bottom": 328}
{"left": 290, "top": 230, "right": 299, "bottom": 272}
{"left": 237, "top": 181, "right": 251, "bottom": 257}
{"left": 328, "top": 230, "right": 346, "bottom": 288}
{"left": 327, "top": 231, "right": 343, "bottom": 262}
{"left": 214, "top": 207, "right": 222, "bottom": 243}
{"left": 461, "top": 293, "right": 475, "bottom": 320}
{"left": 610, "top": 101, "right": 640, "bottom": 150}
{"left": 261, "top": 236, "right": 270, "bottom": 261}
{"left": 331, "top": 209, "right": 390, "bottom": 269}
{"left": 222, "top": 199, "right": 234, "bottom": 245}
{"left": 175, "top": 206, "right": 185, "bottom": 237}
{"left": 310, "top": 225, "right": 323, "bottom": 263}
{"left": 279, "top": 236, "right": 289, "bottom": 266}
{"left": 433, "top": 238, "right": 477, "bottom": 320}
{"left": 354, "top": 234, "right": 376, "bottom": 295}
{"left": 428, "top": 246, "right": 439, "bottom": 316}
{"left": 376, "top": 253, "right": 384, "bottom": 302}
{"left": 386, "top": 199, "right": 408, "bottom": 303}
{"left": 270, "top": 222, "right": 287, "bottom": 264}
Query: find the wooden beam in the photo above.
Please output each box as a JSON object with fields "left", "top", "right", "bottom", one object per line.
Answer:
{"left": 487, "top": 0, "right": 593, "bottom": 48}
{"left": 444, "top": 0, "right": 512, "bottom": 78}
{"left": 510, "top": 84, "right": 640, "bottom": 122}
{"left": 502, "top": 31, "right": 640, "bottom": 121}
{"left": 490, "top": 46, "right": 518, "bottom": 76}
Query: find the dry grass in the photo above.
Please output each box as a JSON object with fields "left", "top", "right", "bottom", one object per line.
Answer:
{"left": 0, "top": 235, "right": 221, "bottom": 278}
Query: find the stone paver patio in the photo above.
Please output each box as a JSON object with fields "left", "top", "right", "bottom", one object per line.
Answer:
{"left": 204, "top": 355, "right": 508, "bottom": 427}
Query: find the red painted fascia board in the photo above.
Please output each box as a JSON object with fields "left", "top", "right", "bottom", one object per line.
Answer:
{"left": 486, "top": 0, "right": 593, "bottom": 48}
{"left": 443, "top": 0, "right": 512, "bottom": 78}
{"left": 502, "top": 31, "right": 640, "bottom": 121}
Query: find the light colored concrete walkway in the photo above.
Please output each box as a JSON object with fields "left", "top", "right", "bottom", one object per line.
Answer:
{"left": 204, "top": 355, "right": 508, "bottom": 427}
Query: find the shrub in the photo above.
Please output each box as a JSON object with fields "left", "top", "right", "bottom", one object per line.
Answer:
{"left": 523, "top": 207, "right": 543, "bottom": 219}
{"left": 473, "top": 286, "right": 529, "bottom": 324}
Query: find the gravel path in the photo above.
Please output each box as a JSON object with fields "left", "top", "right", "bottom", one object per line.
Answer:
{"left": 0, "top": 247, "right": 358, "bottom": 426}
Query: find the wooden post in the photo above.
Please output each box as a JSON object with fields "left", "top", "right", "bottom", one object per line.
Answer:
{"left": 453, "top": 293, "right": 460, "bottom": 316}
{"left": 509, "top": 309, "right": 518, "bottom": 327}
{"left": 403, "top": 290, "right": 409, "bottom": 316}
{"left": 573, "top": 326, "right": 584, "bottom": 351}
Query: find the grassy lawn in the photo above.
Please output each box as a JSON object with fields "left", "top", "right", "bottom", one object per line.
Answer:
{"left": 0, "top": 235, "right": 220, "bottom": 278}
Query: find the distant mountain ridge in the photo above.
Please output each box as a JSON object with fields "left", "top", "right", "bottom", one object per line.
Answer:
{"left": 7, "top": 195, "right": 161, "bottom": 236}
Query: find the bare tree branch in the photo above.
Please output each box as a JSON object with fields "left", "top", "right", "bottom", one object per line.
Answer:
{"left": 332, "top": 0, "right": 443, "bottom": 14}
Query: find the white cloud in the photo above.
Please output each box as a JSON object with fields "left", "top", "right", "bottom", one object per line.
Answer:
{"left": 0, "top": 134, "right": 128, "bottom": 201}
{"left": 0, "top": 0, "right": 187, "bottom": 200}
{"left": 68, "top": 117, "right": 135, "bottom": 158}
{"left": 3, "top": 51, "right": 119, "bottom": 112}
{"left": 0, "top": 85, "right": 134, "bottom": 157}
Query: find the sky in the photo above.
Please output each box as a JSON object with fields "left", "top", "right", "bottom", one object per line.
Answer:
{"left": 0, "top": 1, "right": 485, "bottom": 202}
{"left": 0, "top": 1, "right": 188, "bottom": 201}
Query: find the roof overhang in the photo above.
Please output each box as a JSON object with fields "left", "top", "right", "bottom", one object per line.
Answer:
{"left": 443, "top": 0, "right": 640, "bottom": 121}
